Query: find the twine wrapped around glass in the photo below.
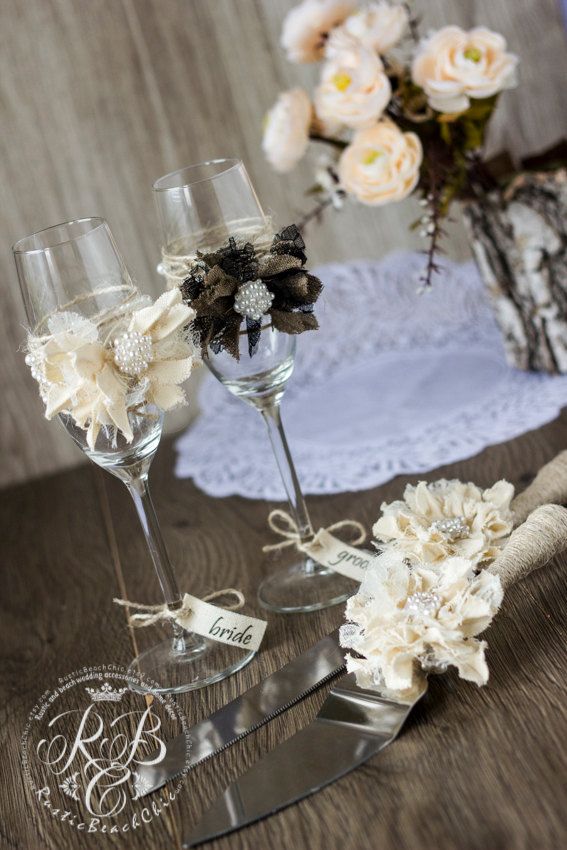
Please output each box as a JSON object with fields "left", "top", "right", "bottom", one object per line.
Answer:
{"left": 14, "top": 217, "right": 255, "bottom": 691}
{"left": 154, "top": 159, "right": 357, "bottom": 613}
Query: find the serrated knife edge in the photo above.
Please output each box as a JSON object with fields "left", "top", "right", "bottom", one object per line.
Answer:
{"left": 194, "top": 662, "right": 346, "bottom": 767}
{"left": 138, "top": 628, "right": 345, "bottom": 795}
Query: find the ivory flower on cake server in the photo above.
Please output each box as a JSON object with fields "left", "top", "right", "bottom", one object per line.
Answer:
{"left": 340, "top": 550, "right": 503, "bottom": 698}
{"left": 25, "top": 288, "right": 196, "bottom": 450}
{"left": 373, "top": 479, "right": 514, "bottom": 566}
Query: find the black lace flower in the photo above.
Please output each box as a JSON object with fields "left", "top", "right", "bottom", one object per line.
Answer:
{"left": 179, "top": 224, "right": 322, "bottom": 359}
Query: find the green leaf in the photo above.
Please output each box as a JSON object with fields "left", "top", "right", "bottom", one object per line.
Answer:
{"left": 439, "top": 122, "right": 452, "bottom": 146}
{"left": 464, "top": 95, "right": 498, "bottom": 121}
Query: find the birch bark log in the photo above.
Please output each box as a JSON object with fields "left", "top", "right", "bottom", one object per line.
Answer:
{"left": 463, "top": 170, "right": 567, "bottom": 373}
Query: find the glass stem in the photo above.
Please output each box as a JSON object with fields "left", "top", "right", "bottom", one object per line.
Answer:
{"left": 261, "top": 403, "right": 316, "bottom": 569}
{"left": 125, "top": 474, "right": 186, "bottom": 652}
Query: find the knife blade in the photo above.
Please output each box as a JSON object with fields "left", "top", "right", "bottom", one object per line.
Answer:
{"left": 183, "top": 672, "right": 427, "bottom": 848}
{"left": 138, "top": 628, "right": 345, "bottom": 795}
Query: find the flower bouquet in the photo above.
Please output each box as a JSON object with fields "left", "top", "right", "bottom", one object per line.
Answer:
{"left": 263, "top": 0, "right": 519, "bottom": 288}
{"left": 262, "top": 1, "right": 567, "bottom": 373}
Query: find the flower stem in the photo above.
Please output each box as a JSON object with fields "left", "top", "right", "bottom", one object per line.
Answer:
{"left": 309, "top": 134, "right": 348, "bottom": 150}
{"left": 297, "top": 196, "right": 335, "bottom": 233}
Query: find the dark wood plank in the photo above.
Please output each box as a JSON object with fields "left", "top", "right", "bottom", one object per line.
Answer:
{"left": 1, "top": 409, "right": 566, "bottom": 849}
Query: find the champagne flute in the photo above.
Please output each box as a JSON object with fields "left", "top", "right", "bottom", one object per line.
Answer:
{"left": 14, "top": 217, "right": 255, "bottom": 691}
{"left": 153, "top": 160, "right": 355, "bottom": 613}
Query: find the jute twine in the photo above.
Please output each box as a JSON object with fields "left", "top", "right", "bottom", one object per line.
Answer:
{"left": 114, "top": 588, "right": 245, "bottom": 628}
{"left": 29, "top": 284, "right": 145, "bottom": 344}
{"left": 160, "top": 219, "right": 274, "bottom": 290}
{"left": 490, "top": 503, "right": 567, "bottom": 590}
{"left": 511, "top": 450, "right": 567, "bottom": 526}
{"left": 262, "top": 509, "right": 367, "bottom": 553}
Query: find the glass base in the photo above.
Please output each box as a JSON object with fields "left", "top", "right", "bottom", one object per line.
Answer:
{"left": 257, "top": 558, "right": 356, "bottom": 614}
{"left": 128, "top": 633, "right": 256, "bottom": 694}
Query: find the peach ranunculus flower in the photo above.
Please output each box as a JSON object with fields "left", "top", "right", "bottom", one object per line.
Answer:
{"left": 281, "top": 0, "right": 357, "bottom": 63}
{"left": 338, "top": 119, "right": 422, "bottom": 205}
{"left": 315, "top": 39, "right": 391, "bottom": 129}
{"left": 411, "top": 25, "right": 519, "bottom": 114}
{"left": 340, "top": 1, "right": 409, "bottom": 55}
{"left": 262, "top": 88, "right": 313, "bottom": 174}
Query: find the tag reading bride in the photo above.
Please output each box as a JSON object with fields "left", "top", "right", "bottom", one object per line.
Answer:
{"left": 176, "top": 593, "right": 267, "bottom": 652}
{"left": 302, "top": 529, "right": 376, "bottom": 582}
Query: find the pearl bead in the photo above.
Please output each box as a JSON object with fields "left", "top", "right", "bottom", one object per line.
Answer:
{"left": 405, "top": 591, "right": 441, "bottom": 618}
{"left": 25, "top": 351, "right": 43, "bottom": 382}
{"left": 429, "top": 516, "right": 470, "bottom": 541}
{"left": 233, "top": 279, "right": 274, "bottom": 322}
{"left": 113, "top": 331, "right": 152, "bottom": 377}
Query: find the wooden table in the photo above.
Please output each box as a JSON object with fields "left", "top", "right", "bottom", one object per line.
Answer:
{"left": 1, "top": 412, "right": 566, "bottom": 850}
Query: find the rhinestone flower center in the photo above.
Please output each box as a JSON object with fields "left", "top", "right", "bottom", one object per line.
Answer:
{"left": 24, "top": 350, "right": 44, "bottom": 384}
{"left": 429, "top": 515, "right": 469, "bottom": 541}
{"left": 405, "top": 591, "right": 441, "bottom": 618}
{"left": 233, "top": 279, "right": 274, "bottom": 322}
{"left": 113, "top": 330, "right": 153, "bottom": 377}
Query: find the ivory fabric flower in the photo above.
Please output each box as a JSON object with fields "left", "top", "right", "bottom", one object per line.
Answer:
{"left": 373, "top": 479, "right": 514, "bottom": 565}
{"left": 25, "top": 289, "right": 196, "bottom": 450}
{"left": 127, "top": 288, "right": 196, "bottom": 411}
{"left": 411, "top": 26, "right": 519, "bottom": 114}
{"left": 281, "top": 0, "right": 357, "bottom": 63}
{"left": 315, "top": 39, "right": 391, "bottom": 129}
{"left": 340, "top": 550, "right": 503, "bottom": 698}
{"left": 26, "top": 313, "right": 132, "bottom": 450}
{"left": 262, "top": 88, "right": 313, "bottom": 173}
{"left": 338, "top": 119, "right": 422, "bottom": 204}
{"left": 339, "top": 2, "right": 408, "bottom": 54}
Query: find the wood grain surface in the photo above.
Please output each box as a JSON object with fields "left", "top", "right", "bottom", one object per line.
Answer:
{"left": 1, "top": 409, "right": 566, "bottom": 849}
{"left": 1, "top": 0, "right": 566, "bottom": 487}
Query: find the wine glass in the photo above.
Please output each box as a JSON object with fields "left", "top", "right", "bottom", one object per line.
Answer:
{"left": 153, "top": 160, "right": 355, "bottom": 613}
{"left": 13, "top": 217, "right": 255, "bottom": 691}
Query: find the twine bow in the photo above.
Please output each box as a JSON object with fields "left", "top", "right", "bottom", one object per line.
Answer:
{"left": 113, "top": 588, "right": 245, "bottom": 628}
{"left": 262, "top": 509, "right": 367, "bottom": 554}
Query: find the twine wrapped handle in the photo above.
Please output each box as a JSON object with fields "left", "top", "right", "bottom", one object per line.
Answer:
{"left": 512, "top": 450, "right": 567, "bottom": 526}
{"left": 114, "top": 588, "right": 245, "bottom": 628}
{"left": 262, "top": 509, "right": 367, "bottom": 554}
{"left": 490, "top": 504, "right": 567, "bottom": 590}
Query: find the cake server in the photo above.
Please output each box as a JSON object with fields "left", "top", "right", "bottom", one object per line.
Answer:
{"left": 138, "top": 628, "right": 345, "bottom": 794}
{"left": 183, "top": 672, "right": 427, "bottom": 847}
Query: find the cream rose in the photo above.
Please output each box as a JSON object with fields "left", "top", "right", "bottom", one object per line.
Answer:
{"left": 315, "top": 40, "right": 391, "bottom": 129}
{"left": 281, "top": 0, "right": 357, "bottom": 63}
{"left": 262, "top": 88, "right": 313, "bottom": 173}
{"left": 340, "top": 2, "right": 408, "bottom": 54}
{"left": 338, "top": 119, "right": 422, "bottom": 205}
{"left": 411, "top": 25, "right": 519, "bottom": 114}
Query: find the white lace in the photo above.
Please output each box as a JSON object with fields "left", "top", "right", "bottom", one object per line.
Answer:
{"left": 175, "top": 251, "right": 567, "bottom": 499}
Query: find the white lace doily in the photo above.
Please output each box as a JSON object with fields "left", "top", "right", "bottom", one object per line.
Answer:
{"left": 175, "top": 252, "right": 567, "bottom": 499}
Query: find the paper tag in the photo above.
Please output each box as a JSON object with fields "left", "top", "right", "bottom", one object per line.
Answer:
{"left": 303, "top": 529, "right": 376, "bottom": 582}
{"left": 176, "top": 593, "right": 267, "bottom": 652}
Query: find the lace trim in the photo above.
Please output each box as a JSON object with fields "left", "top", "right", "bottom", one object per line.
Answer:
{"left": 175, "top": 252, "right": 567, "bottom": 499}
